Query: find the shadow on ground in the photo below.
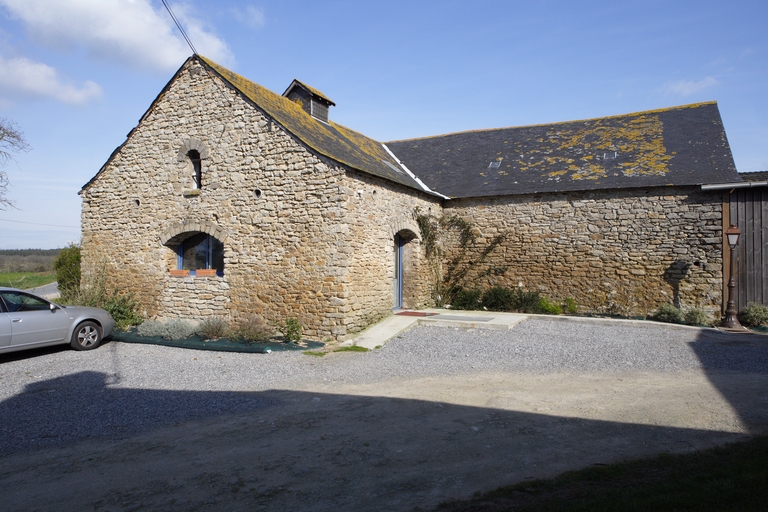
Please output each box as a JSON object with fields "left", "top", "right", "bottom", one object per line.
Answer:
{"left": 1, "top": 363, "right": 765, "bottom": 512}
{"left": 690, "top": 328, "right": 768, "bottom": 433}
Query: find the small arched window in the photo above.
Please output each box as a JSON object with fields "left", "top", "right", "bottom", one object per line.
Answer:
{"left": 177, "top": 233, "right": 224, "bottom": 276}
{"left": 188, "top": 149, "right": 202, "bottom": 189}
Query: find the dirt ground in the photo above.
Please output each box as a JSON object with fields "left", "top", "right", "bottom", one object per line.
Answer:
{"left": 2, "top": 365, "right": 767, "bottom": 511}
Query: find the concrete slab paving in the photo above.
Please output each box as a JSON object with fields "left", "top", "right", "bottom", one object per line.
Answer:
{"left": 347, "top": 309, "right": 529, "bottom": 349}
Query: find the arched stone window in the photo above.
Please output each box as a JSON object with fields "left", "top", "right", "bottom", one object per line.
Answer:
{"left": 177, "top": 139, "right": 209, "bottom": 191}
{"left": 176, "top": 233, "right": 224, "bottom": 276}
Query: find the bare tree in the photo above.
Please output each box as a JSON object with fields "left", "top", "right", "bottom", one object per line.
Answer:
{"left": 0, "top": 118, "right": 31, "bottom": 210}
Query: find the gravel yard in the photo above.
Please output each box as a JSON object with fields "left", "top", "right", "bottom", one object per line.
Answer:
{"left": 1, "top": 317, "right": 767, "bottom": 511}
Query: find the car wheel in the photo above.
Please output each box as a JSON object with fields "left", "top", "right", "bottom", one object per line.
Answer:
{"left": 70, "top": 321, "right": 103, "bottom": 351}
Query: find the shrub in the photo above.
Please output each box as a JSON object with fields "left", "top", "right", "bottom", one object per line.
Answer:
{"left": 684, "top": 308, "right": 710, "bottom": 326}
{"left": 539, "top": 296, "right": 562, "bottom": 315}
{"left": 481, "top": 286, "right": 515, "bottom": 311}
{"left": 163, "top": 319, "right": 198, "bottom": 340}
{"left": 198, "top": 317, "right": 229, "bottom": 339}
{"left": 564, "top": 297, "right": 578, "bottom": 314}
{"left": 57, "top": 263, "right": 143, "bottom": 330}
{"left": 137, "top": 320, "right": 166, "bottom": 338}
{"left": 137, "top": 318, "right": 198, "bottom": 340}
{"left": 231, "top": 315, "right": 273, "bottom": 343}
{"left": 512, "top": 288, "right": 543, "bottom": 313}
{"left": 101, "top": 294, "right": 144, "bottom": 330}
{"left": 450, "top": 288, "right": 482, "bottom": 310}
{"left": 53, "top": 243, "right": 81, "bottom": 295}
{"left": 739, "top": 303, "right": 768, "bottom": 327}
{"left": 277, "top": 317, "right": 302, "bottom": 342}
{"left": 651, "top": 303, "right": 684, "bottom": 324}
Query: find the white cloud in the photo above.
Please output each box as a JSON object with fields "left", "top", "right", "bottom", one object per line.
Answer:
{"left": 0, "top": 55, "right": 102, "bottom": 104}
{"left": 661, "top": 76, "right": 719, "bottom": 97}
{"left": 0, "top": 0, "right": 233, "bottom": 72}
{"left": 232, "top": 5, "right": 266, "bottom": 29}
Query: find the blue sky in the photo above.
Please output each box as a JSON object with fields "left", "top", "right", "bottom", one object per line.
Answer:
{"left": 0, "top": 0, "right": 765, "bottom": 249}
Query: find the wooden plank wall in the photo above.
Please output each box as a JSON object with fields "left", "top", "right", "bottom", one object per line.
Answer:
{"left": 729, "top": 188, "right": 768, "bottom": 310}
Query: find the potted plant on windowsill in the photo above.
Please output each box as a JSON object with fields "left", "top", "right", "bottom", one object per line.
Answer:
{"left": 195, "top": 269, "right": 217, "bottom": 277}
{"left": 170, "top": 269, "right": 190, "bottom": 277}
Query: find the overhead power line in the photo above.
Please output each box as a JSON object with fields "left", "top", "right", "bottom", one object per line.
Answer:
{"left": 0, "top": 218, "right": 79, "bottom": 229}
{"left": 161, "top": 0, "right": 198, "bottom": 55}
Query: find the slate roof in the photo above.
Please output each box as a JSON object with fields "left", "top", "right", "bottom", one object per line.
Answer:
{"left": 196, "top": 57, "right": 430, "bottom": 192}
{"left": 84, "top": 56, "right": 742, "bottom": 200}
{"left": 83, "top": 56, "right": 431, "bottom": 194}
{"left": 385, "top": 102, "right": 742, "bottom": 198}
{"left": 739, "top": 171, "right": 768, "bottom": 183}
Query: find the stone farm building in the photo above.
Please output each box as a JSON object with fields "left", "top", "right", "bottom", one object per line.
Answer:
{"left": 81, "top": 55, "right": 743, "bottom": 341}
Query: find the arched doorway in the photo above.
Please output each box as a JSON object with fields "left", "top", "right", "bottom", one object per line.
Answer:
{"left": 393, "top": 230, "right": 418, "bottom": 309}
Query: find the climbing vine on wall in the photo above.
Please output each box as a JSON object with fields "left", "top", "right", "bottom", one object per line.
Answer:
{"left": 414, "top": 208, "right": 506, "bottom": 307}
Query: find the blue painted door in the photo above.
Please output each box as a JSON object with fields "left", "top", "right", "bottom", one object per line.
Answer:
{"left": 394, "top": 234, "right": 403, "bottom": 309}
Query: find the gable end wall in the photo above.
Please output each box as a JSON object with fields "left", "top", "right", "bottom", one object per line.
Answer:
{"left": 81, "top": 59, "right": 360, "bottom": 339}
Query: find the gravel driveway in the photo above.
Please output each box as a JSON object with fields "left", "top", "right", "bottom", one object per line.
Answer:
{"left": 1, "top": 317, "right": 767, "bottom": 511}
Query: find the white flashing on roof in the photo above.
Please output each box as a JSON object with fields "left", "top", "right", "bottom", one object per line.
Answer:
{"left": 382, "top": 144, "right": 451, "bottom": 200}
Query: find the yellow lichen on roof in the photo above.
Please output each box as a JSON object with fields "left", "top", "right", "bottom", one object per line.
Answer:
{"left": 516, "top": 113, "right": 672, "bottom": 181}
{"left": 197, "top": 56, "right": 412, "bottom": 188}
{"left": 386, "top": 101, "right": 716, "bottom": 144}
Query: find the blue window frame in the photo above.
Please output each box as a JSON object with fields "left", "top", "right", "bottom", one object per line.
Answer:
{"left": 177, "top": 233, "right": 224, "bottom": 276}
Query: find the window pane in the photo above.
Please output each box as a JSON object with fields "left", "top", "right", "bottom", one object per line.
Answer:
{"left": 181, "top": 232, "right": 208, "bottom": 270}
{"left": 178, "top": 233, "right": 224, "bottom": 273}
{"left": 211, "top": 237, "right": 224, "bottom": 272}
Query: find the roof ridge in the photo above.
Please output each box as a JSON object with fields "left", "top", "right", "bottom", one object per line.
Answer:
{"left": 385, "top": 101, "right": 719, "bottom": 144}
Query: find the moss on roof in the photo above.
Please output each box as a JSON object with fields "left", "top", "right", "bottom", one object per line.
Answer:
{"left": 197, "top": 56, "right": 422, "bottom": 191}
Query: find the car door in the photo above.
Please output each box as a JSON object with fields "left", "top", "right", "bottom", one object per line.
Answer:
{"left": 0, "top": 301, "right": 10, "bottom": 348}
{"left": 0, "top": 291, "right": 70, "bottom": 348}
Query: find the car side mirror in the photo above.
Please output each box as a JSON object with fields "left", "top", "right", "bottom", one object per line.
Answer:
{"left": 50, "top": 303, "right": 59, "bottom": 311}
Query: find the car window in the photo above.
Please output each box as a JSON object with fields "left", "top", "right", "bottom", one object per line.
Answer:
{"left": 0, "top": 292, "right": 50, "bottom": 312}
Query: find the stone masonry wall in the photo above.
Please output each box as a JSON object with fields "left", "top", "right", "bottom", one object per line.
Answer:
{"left": 81, "top": 59, "right": 357, "bottom": 340}
{"left": 443, "top": 187, "right": 724, "bottom": 316}
{"left": 342, "top": 170, "right": 440, "bottom": 334}
{"left": 81, "top": 58, "right": 440, "bottom": 340}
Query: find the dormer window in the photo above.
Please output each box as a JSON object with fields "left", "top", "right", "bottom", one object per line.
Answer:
{"left": 282, "top": 79, "right": 335, "bottom": 123}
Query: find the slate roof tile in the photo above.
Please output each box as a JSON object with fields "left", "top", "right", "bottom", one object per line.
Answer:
{"left": 83, "top": 56, "right": 429, "bottom": 194}
{"left": 385, "top": 102, "right": 742, "bottom": 198}
{"left": 197, "top": 57, "right": 425, "bottom": 192}
{"left": 739, "top": 171, "right": 768, "bottom": 183}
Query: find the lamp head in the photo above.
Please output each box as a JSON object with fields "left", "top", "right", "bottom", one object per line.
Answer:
{"left": 726, "top": 224, "right": 741, "bottom": 249}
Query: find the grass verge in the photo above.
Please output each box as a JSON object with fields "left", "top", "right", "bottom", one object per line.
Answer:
{"left": 434, "top": 435, "right": 768, "bottom": 512}
{"left": 303, "top": 350, "right": 326, "bottom": 357}
{"left": 333, "top": 345, "right": 369, "bottom": 353}
{"left": 0, "top": 271, "right": 56, "bottom": 290}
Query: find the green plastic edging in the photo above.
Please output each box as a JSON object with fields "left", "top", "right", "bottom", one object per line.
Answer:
{"left": 110, "top": 329, "right": 324, "bottom": 354}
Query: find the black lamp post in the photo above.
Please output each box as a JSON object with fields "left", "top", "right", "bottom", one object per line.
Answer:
{"left": 723, "top": 224, "right": 742, "bottom": 329}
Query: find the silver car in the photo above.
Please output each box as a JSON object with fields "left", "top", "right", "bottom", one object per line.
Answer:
{"left": 0, "top": 287, "right": 115, "bottom": 354}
